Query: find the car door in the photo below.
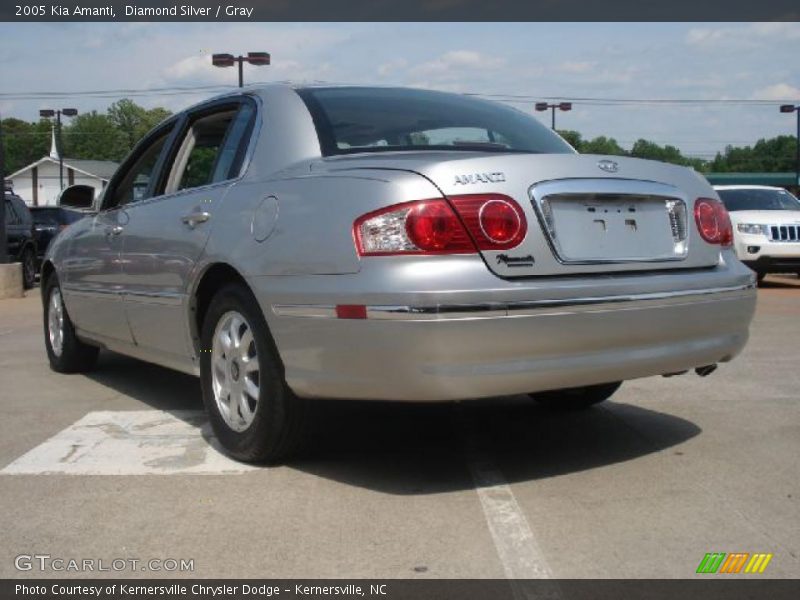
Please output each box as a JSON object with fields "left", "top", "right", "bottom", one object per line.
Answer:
{"left": 61, "top": 120, "right": 177, "bottom": 344}
{"left": 119, "top": 97, "right": 257, "bottom": 360}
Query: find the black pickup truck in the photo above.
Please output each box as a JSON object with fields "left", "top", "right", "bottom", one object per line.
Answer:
{"left": 3, "top": 190, "right": 37, "bottom": 288}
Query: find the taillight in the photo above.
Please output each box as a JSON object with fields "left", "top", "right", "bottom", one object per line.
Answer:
{"left": 406, "top": 201, "right": 469, "bottom": 251}
{"left": 449, "top": 194, "right": 527, "bottom": 250}
{"left": 694, "top": 198, "right": 733, "bottom": 246}
{"left": 354, "top": 200, "right": 475, "bottom": 255}
{"left": 353, "top": 194, "right": 527, "bottom": 256}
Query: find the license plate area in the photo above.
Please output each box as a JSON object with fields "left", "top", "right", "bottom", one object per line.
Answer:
{"left": 531, "top": 180, "right": 689, "bottom": 264}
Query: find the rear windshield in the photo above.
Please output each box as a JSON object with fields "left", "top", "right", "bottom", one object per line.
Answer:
{"left": 297, "top": 87, "right": 574, "bottom": 156}
{"left": 717, "top": 188, "right": 800, "bottom": 211}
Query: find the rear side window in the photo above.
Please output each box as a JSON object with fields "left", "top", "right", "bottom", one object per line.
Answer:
{"left": 297, "top": 87, "right": 574, "bottom": 156}
{"left": 167, "top": 102, "right": 255, "bottom": 194}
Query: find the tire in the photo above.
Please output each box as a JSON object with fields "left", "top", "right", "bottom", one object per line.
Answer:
{"left": 529, "top": 381, "right": 623, "bottom": 410}
{"left": 43, "top": 275, "right": 99, "bottom": 373}
{"left": 200, "top": 283, "right": 307, "bottom": 463}
{"left": 21, "top": 246, "right": 36, "bottom": 289}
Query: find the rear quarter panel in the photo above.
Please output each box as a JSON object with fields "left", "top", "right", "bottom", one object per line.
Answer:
{"left": 202, "top": 169, "right": 443, "bottom": 277}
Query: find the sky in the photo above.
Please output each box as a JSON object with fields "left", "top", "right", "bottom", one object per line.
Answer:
{"left": 1, "top": 22, "right": 799, "bottom": 160}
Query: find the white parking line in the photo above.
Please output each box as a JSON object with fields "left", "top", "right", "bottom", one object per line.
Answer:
{"left": 0, "top": 410, "right": 255, "bottom": 475}
{"left": 467, "top": 455, "right": 554, "bottom": 580}
{"left": 460, "top": 410, "right": 561, "bottom": 599}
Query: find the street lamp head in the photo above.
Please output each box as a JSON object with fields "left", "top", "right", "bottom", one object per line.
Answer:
{"left": 212, "top": 53, "right": 236, "bottom": 68}
{"left": 62, "top": 108, "right": 78, "bottom": 117}
{"left": 535, "top": 102, "right": 549, "bottom": 112}
{"left": 559, "top": 102, "right": 573, "bottom": 112}
{"left": 246, "top": 52, "right": 271, "bottom": 66}
{"left": 39, "top": 109, "right": 55, "bottom": 118}
{"left": 780, "top": 105, "right": 797, "bottom": 113}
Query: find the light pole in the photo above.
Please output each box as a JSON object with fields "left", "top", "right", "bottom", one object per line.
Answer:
{"left": 39, "top": 108, "right": 78, "bottom": 191}
{"left": 535, "top": 102, "right": 572, "bottom": 130}
{"left": 780, "top": 104, "right": 800, "bottom": 187}
{"left": 212, "top": 52, "right": 270, "bottom": 87}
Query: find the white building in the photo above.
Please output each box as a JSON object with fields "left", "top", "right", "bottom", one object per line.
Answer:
{"left": 7, "top": 156, "right": 119, "bottom": 207}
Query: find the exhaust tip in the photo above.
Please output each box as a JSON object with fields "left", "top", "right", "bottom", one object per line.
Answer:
{"left": 695, "top": 364, "right": 718, "bottom": 377}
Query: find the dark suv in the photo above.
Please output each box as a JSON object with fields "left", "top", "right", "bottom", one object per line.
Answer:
{"left": 30, "top": 206, "right": 87, "bottom": 266}
{"left": 3, "top": 191, "right": 37, "bottom": 288}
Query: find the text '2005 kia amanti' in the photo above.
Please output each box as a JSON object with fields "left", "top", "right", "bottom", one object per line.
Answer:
{"left": 41, "top": 85, "right": 757, "bottom": 462}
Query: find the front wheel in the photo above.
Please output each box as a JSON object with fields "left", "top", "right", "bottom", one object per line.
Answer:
{"left": 529, "top": 381, "right": 622, "bottom": 410}
{"left": 43, "top": 275, "right": 99, "bottom": 373}
{"left": 200, "top": 283, "right": 307, "bottom": 463}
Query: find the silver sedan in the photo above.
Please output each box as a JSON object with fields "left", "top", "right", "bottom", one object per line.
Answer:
{"left": 42, "top": 85, "right": 757, "bottom": 462}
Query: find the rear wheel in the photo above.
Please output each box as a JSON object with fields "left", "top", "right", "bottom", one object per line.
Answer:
{"left": 43, "top": 275, "right": 99, "bottom": 373}
{"left": 529, "top": 381, "right": 622, "bottom": 410}
{"left": 200, "top": 283, "right": 307, "bottom": 463}
{"left": 21, "top": 246, "right": 36, "bottom": 289}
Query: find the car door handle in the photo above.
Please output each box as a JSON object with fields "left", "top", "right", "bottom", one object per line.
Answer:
{"left": 105, "top": 225, "right": 124, "bottom": 236}
{"left": 181, "top": 211, "right": 211, "bottom": 229}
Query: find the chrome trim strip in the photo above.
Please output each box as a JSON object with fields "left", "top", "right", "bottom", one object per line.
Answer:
{"left": 61, "top": 285, "right": 122, "bottom": 298}
{"left": 529, "top": 178, "right": 691, "bottom": 266}
{"left": 272, "top": 304, "right": 337, "bottom": 318}
{"left": 62, "top": 286, "right": 185, "bottom": 306}
{"left": 272, "top": 283, "right": 755, "bottom": 321}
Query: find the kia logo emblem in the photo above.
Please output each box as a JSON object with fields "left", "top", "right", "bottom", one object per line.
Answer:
{"left": 597, "top": 159, "right": 619, "bottom": 173}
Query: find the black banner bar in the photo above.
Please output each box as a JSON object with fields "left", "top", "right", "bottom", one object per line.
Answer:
{"left": 2, "top": 0, "right": 800, "bottom": 22}
{"left": 2, "top": 580, "right": 800, "bottom": 600}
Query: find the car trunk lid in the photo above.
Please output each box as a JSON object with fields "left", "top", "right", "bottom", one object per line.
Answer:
{"left": 317, "top": 152, "right": 723, "bottom": 277}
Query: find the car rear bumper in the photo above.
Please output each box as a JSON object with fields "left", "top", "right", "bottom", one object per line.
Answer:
{"left": 252, "top": 255, "right": 757, "bottom": 402}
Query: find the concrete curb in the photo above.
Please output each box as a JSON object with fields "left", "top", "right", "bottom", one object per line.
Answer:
{"left": 0, "top": 263, "right": 23, "bottom": 299}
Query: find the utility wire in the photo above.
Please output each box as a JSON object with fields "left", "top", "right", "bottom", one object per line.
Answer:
{"left": 0, "top": 83, "right": 795, "bottom": 106}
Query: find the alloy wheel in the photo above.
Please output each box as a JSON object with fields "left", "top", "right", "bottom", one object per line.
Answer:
{"left": 48, "top": 287, "right": 65, "bottom": 357}
{"left": 211, "top": 310, "right": 261, "bottom": 432}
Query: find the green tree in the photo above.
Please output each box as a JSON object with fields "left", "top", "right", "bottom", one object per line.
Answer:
{"left": 108, "top": 99, "right": 172, "bottom": 153}
{"left": 1, "top": 118, "right": 52, "bottom": 174}
{"left": 709, "top": 135, "right": 796, "bottom": 173}
{"left": 63, "top": 111, "right": 128, "bottom": 162}
{"left": 556, "top": 131, "right": 627, "bottom": 156}
{"left": 582, "top": 136, "right": 626, "bottom": 156}
{"left": 3, "top": 100, "right": 171, "bottom": 177}
{"left": 557, "top": 129, "right": 583, "bottom": 150}
{"left": 630, "top": 138, "right": 705, "bottom": 170}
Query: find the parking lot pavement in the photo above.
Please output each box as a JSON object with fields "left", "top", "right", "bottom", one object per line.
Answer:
{"left": 0, "top": 277, "right": 798, "bottom": 579}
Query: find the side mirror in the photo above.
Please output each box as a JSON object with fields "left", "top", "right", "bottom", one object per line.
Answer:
{"left": 58, "top": 184, "right": 96, "bottom": 211}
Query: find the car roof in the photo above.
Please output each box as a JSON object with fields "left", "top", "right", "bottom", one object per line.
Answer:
{"left": 192, "top": 83, "right": 464, "bottom": 108}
